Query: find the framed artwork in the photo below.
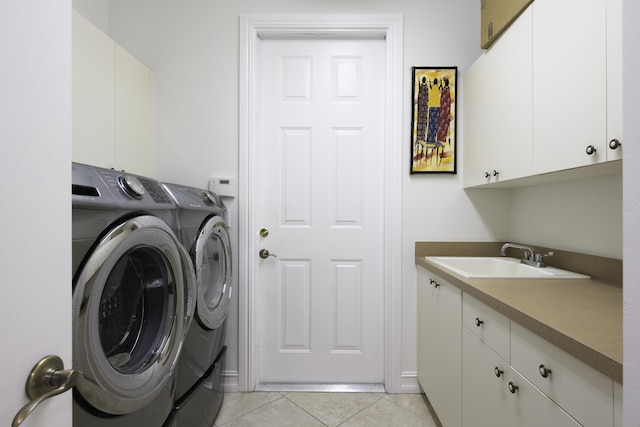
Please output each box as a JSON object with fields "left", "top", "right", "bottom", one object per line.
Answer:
{"left": 410, "top": 66, "right": 458, "bottom": 174}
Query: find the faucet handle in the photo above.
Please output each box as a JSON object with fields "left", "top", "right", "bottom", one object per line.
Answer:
{"left": 534, "top": 251, "right": 554, "bottom": 263}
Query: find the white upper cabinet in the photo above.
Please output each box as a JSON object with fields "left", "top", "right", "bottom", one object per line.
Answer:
{"left": 533, "top": 0, "right": 609, "bottom": 173}
{"left": 463, "top": 6, "right": 533, "bottom": 187}
{"left": 463, "top": 0, "right": 622, "bottom": 188}
{"left": 606, "top": 0, "right": 623, "bottom": 162}
{"left": 72, "top": 11, "right": 156, "bottom": 177}
{"left": 115, "top": 45, "right": 156, "bottom": 177}
{"left": 72, "top": 11, "right": 116, "bottom": 169}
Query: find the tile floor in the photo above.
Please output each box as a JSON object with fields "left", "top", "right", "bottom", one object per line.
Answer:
{"left": 214, "top": 392, "right": 437, "bottom": 427}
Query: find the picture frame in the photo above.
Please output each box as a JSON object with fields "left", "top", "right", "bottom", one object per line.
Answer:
{"left": 410, "top": 66, "right": 458, "bottom": 174}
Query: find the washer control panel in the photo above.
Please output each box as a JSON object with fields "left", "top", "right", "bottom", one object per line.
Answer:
{"left": 117, "top": 175, "right": 145, "bottom": 199}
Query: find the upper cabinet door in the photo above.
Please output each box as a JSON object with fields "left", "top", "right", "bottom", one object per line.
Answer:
{"left": 115, "top": 46, "right": 156, "bottom": 177}
{"left": 463, "top": 6, "right": 533, "bottom": 188}
{"left": 72, "top": 11, "right": 116, "bottom": 169}
{"left": 532, "top": 0, "right": 608, "bottom": 174}
{"left": 72, "top": 11, "right": 156, "bottom": 177}
{"left": 606, "top": 0, "right": 623, "bottom": 162}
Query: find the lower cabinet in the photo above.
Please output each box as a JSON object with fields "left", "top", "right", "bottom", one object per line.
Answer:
{"left": 462, "top": 327, "right": 509, "bottom": 426}
{"left": 417, "top": 264, "right": 622, "bottom": 427}
{"left": 463, "top": 328, "right": 580, "bottom": 427}
{"left": 417, "top": 266, "right": 462, "bottom": 427}
{"left": 511, "top": 322, "right": 614, "bottom": 427}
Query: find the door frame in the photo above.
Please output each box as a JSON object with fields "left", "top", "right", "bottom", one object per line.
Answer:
{"left": 238, "top": 14, "right": 404, "bottom": 392}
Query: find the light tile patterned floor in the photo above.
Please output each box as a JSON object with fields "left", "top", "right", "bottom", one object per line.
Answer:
{"left": 214, "top": 392, "right": 437, "bottom": 427}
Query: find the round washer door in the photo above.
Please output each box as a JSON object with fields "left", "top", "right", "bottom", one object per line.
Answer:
{"left": 73, "top": 215, "right": 195, "bottom": 415}
{"left": 192, "top": 215, "right": 232, "bottom": 330}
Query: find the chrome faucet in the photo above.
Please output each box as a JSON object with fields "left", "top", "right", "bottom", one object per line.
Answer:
{"left": 500, "top": 243, "right": 553, "bottom": 267}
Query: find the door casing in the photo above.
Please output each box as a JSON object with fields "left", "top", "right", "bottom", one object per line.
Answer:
{"left": 238, "top": 13, "right": 404, "bottom": 392}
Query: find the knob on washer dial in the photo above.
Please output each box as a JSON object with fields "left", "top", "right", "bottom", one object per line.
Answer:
{"left": 118, "top": 175, "right": 145, "bottom": 199}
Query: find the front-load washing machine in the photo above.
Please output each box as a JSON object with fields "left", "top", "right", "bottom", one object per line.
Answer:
{"left": 161, "top": 183, "right": 232, "bottom": 427}
{"left": 71, "top": 162, "right": 196, "bottom": 427}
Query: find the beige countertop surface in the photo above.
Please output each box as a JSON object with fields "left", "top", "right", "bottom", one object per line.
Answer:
{"left": 416, "top": 255, "right": 623, "bottom": 384}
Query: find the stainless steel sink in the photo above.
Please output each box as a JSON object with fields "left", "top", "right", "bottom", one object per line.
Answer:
{"left": 425, "top": 256, "right": 590, "bottom": 279}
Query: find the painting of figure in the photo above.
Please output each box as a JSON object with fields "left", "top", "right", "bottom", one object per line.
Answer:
{"left": 410, "top": 67, "right": 457, "bottom": 174}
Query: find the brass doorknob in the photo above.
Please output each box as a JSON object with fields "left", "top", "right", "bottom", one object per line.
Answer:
{"left": 259, "top": 249, "right": 277, "bottom": 259}
{"left": 13, "top": 355, "right": 78, "bottom": 427}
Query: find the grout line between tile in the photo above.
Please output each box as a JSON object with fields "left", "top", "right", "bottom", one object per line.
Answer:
{"left": 216, "top": 393, "right": 287, "bottom": 426}
{"left": 282, "top": 394, "right": 330, "bottom": 426}
{"left": 335, "top": 393, "right": 387, "bottom": 427}
{"left": 216, "top": 392, "right": 434, "bottom": 427}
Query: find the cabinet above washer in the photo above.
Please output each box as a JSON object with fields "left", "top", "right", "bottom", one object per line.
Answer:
{"left": 72, "top": 11, "right": 156, "bottom": 177}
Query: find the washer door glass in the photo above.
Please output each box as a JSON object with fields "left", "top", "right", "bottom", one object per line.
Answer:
{"left": 73, "top": 215, "right": 195, "bottom": 415}
{"left": 100, "top": 246, "right": 174, "bottom": 374}
{"left": 193, "top": 216, "right": 232, "bottom": 330}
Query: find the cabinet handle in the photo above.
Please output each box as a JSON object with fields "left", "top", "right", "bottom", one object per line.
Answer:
{"left": 494, "top": 367, "right": 504, "bottom": 378}
{"left": 539, "top": 364, "right": 552, "bottom": 378}
{"left": 484, "top": 171, "right": 490, "bottom": 179}
{"left": 475, "top": 317, "right": 484, "bottom": 327}
{"left": 429, "top": 278, "right": 440, "bottom": 288}
{"left": 508, "top": 382, "right": 519, "bottom": 394}
{"left": 609, "top": 139, "right": 621, "bottom": 150}
{"left": 492, "top": 170, "right": 499, "bottom": 177}
{"left": 585, "top": 145, "right": 597, "bottom": 155}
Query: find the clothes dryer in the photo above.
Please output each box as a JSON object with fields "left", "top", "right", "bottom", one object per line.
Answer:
{"left": 71, "top": 162, "right": 195, "bottom": 427}
{"left": 161, "top": 183, "right": 232, "bottom": 427}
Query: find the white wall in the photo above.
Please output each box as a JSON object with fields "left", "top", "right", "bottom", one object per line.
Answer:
{"left": 509, "top": 173, "right": 622, "bottom": 258}
{"left": 623, "top": 0, "right": 640, "bottom": 423}
{"left": 102, "top": 0, "right": 502, "bottom": 392}
{"left": 78, "top": 0, "right": 627, "bottom": 394}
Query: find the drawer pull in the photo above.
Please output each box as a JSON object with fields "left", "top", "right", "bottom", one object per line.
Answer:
{"left": 508, "top": 382, "right": 519, "bottom": 394}
{"left": 539, "top": 364, "right": 552, "bottom": 378}
{"left": 494, "top": 367, "right": 504, "bottom": 378}
{"left": 609, "top": 138, "right": 621, "bottom": 150}
{"left": 475, "top": 317, "right": 484, "bottom": 327}
{"left": 429, "top": 278, "right": 440, "bottom": 288}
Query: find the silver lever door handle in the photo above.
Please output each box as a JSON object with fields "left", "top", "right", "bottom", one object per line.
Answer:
{"left": 259, "top": 249, "right": 277, "bottom": 259}
{"left": 12, "top": 355, "right": 79, "bottom": 427}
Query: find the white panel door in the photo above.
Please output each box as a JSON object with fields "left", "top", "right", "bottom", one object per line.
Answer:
{"left": 1, "top": 1, "right": 72, "bottom": 426}
{"left": 258, "top": 38, "right": 385, "bottom": 384}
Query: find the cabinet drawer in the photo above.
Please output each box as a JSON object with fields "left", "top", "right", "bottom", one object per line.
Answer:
{"left": 463, "top": 328, "right": 579, "bottom": 427}
{"left": 462, "top": 293, "right": 510, "bottom": 360}
{"left": 506, "top": 366, "right": 580, "bottom": 427}
{"left": 511, "top": 322, "right": 614, "bottom": 427}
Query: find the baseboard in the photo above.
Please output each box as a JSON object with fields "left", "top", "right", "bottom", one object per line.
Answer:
{"left": 222, "top": 370, "right": 241, "bottom": 392}
{"left": 398, "top": 371, "right": 422, "bottom": 394}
